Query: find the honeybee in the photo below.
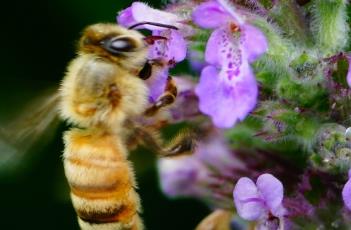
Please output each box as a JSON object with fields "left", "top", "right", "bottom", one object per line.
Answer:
{"left": 1, "top": 23, "right": 195, "bottom": 229}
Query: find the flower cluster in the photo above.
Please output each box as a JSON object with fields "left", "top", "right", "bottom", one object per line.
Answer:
{"left": 117, "top": 0, "right": 351, "bottom": 229}
{"left": 158, "top": 128, "right": 242, "bottom": 207}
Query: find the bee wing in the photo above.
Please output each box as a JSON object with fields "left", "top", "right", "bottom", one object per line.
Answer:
{"left": 0, "top": 90, "right": 61, "bottom": 172}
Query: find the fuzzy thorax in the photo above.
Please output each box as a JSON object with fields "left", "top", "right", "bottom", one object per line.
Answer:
{"left": 59, "top": 55, "right": 148, "bottom": 129}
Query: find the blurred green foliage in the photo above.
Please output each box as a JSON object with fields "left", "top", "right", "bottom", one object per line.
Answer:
{"left": 0, "top": 0, "right": 209, "bottom": 229}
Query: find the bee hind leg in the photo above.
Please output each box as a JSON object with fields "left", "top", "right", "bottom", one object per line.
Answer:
{"left": 130, "top": 126, "right": 196, "bottom": 157}
{"left": 162, "top": 130, "right": 196, "bottom": 157}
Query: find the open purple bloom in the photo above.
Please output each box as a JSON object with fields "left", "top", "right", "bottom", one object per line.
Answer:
{"left": 117, "top": 2, "right": 187, "bottom": 101}
{"left": 233, "top": 174, "right": 286, "bottom": 221}
{"left": 117, "top": 2, "right": 187, "bottom": 63}
{"left": 342, "top": 169, "right": 351, "bottom": 210}
{"left": 192, "top": 0, "right": 268, "bottom": 128}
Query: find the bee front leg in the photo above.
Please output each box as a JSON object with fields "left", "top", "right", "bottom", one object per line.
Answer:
{"left": 144, "top": 75, "right": 177, "bottom": 116}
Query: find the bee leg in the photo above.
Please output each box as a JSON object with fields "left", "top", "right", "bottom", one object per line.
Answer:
{"left": 162, "top": 130, "right": 196, "bottom": 157}
{"left": 138, "top": 61, "right": 153, "bottom": 80}
{"left": 131, "top": 126, "right": 196, "bottom": 157}
{"left": 144, "top": 76, "right": 177, "bottom": 116}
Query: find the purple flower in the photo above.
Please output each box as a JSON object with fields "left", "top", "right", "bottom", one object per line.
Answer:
{"left": 346, "top": 55, "right": 351, "bottom": 87}
{"left": 117, "top": 2, "right": 186, "bottom": 63}
{"left": 148, "top": 29, "right": 187, "bottom": 63}
{"left": 118, "top": 2, "right": 182, "bottom": 30}
{"left": 168, "top": 77, "right": 200, "bottom": 122}
{"left": 158, "top": 156, "right": 212, "bottom": 197}
{"left": 158, "top": 127, "right": 244, "bottom": 209}
{"left": 195, "top": 128, "right": 245, "bottom": 174}
{"left": 342, "top": 169, "right": 351, "bottom": 210}
{"left": 233, "top": 174, "right": 286, "bottom": 221}
{"left": 192, "top": 0, "right": 268, "bottom": 128}
{"left": 117, "top": 2, "right": 187, "bottom": 101}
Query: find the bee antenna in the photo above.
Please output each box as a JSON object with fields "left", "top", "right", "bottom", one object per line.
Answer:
{"left": 128, "top": 22, "right": 178, "bottom": 30}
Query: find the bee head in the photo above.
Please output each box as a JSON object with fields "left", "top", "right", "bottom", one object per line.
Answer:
{"left": 79, "top": 23, "right": 147, "bottom": 69}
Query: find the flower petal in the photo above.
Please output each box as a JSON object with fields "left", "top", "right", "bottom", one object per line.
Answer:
{"left": 346, "top": 56, "right": 351, "bottom": 87}
{"left": 205, "top": 27, "right": 243, "bottom": 71}
{"left": 342, "top": 178, "right": 351, "bottom": 210}
{"left": 131, "top": 2, "right": 181, "bottom": 30}
{"left": 117, "top": 6, "right": 135, "bottom": 28}
{"left": 256, "top": 174, "right": 284, "bottom": 217}
{"left": 146, "top": 67, "right": 169, "bottom": 103}
{"left": 205, "top": 28, "right": 222, "bottom": 66}
{"left": 158, "top": 156, "right": 210, "bottom": 197}
{"left": 189, "top": 49, "right": 206, "bottom": 72}
{"left": 240, "top": 24, "right": 268, "bottom": 63}
{"left": 196, "top": 131, "right": 244, "bottom": 173}
{"left": 149, "top": 30, "right": 187, "bottom": 62}
{"left": 195, "top": 65, "right": 258, "bottom": 128}
{"left": 166, "top": 30, "right": 187, "bottom": 62}
{"left": 233, "top": 177, "right": 265, "bottom": 221}
{"left": 169, "top": 77, "right": 199, "bottom": 122}
{"left": 192, "top": 1, "right": 231, "bottom": 29}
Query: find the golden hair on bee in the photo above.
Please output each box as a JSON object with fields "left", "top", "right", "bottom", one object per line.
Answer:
{"left": 78, "top": 23, "right": 148, "bottom": 71}
{"left": 60, "top": 23, "right": 149, "bottom": 129}
{"left": 0, "top": 22, "right": 195, "bottom": 230}
{"left": 60, "top": 23, "right": 150, "bottom": 229}
{"left": 59, "top": 22, "right": 196, "bottom": 230}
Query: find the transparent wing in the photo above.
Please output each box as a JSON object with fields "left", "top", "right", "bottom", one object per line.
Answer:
{"left": 0, "top": 89, "right": 61, "bottom": 173}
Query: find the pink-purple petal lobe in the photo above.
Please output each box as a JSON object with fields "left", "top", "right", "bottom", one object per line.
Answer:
{"left": 166, "top": 30, "right": 187, "bottom": 62}
{"left": 148, "top": 30, "right": 186, "bottom": 62}
{"left": 343, "top": 171, "right": 351, "bottom": 210}
{"left": 233, "top": 177, "right": 265, "bottom": 221}
{"left": 240, "top": 24, "right": 268, "bottom": 63}
{"left": 146, "top": 67, "right": 169, "bottom": 103}
{"left": 256, "top": 174, "right": 285, "bottom": 217}
{"left": 131, "top": 2, "right": 181, "bottom": 30}
{"left": 346, "top": 56, "right": 351, "bottom": 87}
{"left": 158, "top": 156, "right": 199, "bottom": 196}
{"left": 205, "top": 28, "right": 229, "bottom": 66}
{"left": 192, "top": 1, "right": 231, "bottom": 29}
{"left": 195, "top": 65, "right": 258, "bottom": 128}
{"left": 117, "top": 6, "right": 135, "bottom": 28}
{"left": 158, "top": 156, "right": 212, "bottom": 197}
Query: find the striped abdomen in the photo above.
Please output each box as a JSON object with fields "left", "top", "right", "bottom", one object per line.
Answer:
{"left": 63, "top": 128, "right": 143, "bottom": 230}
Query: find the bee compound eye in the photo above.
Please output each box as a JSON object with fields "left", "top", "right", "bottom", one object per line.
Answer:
{"left": 103, "top": 37, "right": 135, "bottom": 54}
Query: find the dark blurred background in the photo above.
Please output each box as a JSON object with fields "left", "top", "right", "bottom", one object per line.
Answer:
{"left": 0, "top": 0, "right": 209, "bottom": 229}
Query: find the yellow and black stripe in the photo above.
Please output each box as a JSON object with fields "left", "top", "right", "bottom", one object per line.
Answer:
{"left": 63, "top": 129, "right": 143, "bottom": 230}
